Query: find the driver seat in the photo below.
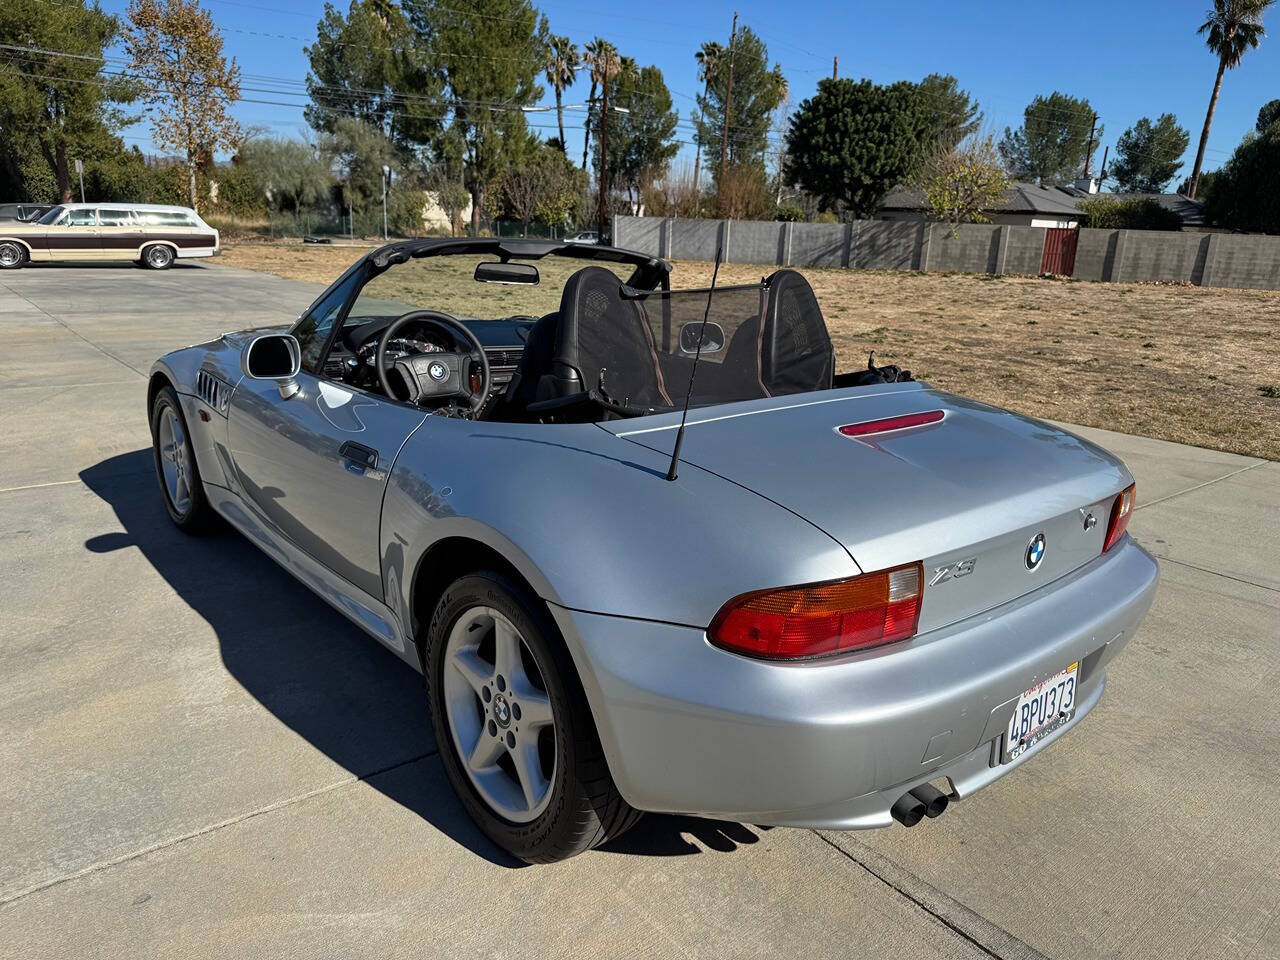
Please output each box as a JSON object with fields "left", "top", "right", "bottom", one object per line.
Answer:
{"left": 503, "top": 266, "right": 672, "bottom": 419}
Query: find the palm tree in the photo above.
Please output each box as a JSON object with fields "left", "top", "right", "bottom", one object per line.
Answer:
{"left": 580, "top": 38, "right": 617, "bottom": 170}
{"left": 544, "top": 34, "right": 579, "bottom": 155}
{"left": 1188, "top": 0, "right": 1275, "bottom": 198}
{"left": 692, "top": 42, "right": 723, "bottom": 198}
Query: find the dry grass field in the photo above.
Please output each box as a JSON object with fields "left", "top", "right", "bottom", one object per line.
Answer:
{"left": 216, "top": 241, "right": 1280, "bottom": 460}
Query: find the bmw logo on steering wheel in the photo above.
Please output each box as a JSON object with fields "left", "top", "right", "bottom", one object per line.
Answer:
{"left": 427, "top": 360, "right": 448, "bottom": 382}
{"left": 1025, "top": 532, "right": 1047, "bottom": 571}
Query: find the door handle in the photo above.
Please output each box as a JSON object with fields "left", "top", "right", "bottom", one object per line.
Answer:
{"left": 339, "top": 441, "right": 378, "bottom": 471}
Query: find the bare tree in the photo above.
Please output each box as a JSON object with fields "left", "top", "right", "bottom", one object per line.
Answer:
{"left": 125, "top": 0, "right": 241, "bottom": 211}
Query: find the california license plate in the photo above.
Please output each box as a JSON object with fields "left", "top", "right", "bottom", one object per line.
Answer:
{"left": 1003, "top": 662, "right": 1078, "bottom": 763}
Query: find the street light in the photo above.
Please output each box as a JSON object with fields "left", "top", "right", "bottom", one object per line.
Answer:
{"left": 381, "top": 165, "right": 391, "bottom": 240}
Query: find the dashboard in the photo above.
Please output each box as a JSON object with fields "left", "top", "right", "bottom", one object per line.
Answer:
{"left": 323, "top": 315, "right": 536, "bottom": 397}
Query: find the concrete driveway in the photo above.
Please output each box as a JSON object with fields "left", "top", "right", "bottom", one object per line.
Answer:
{"left": 2, "top": 262, "right": 1277, "bottom": 960}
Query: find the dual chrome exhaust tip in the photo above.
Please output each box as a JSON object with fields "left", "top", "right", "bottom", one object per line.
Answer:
{"left": 889, "top": 783, "right": 951, "bottom": 828}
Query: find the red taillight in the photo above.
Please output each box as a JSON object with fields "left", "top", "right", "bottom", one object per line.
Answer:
{"left": 1102, "top": 483, "right": 1136, "bottom": 553}
{"left": 838, "top": 410, "right": 944, "bottom": 438}
{"left": 708, "top": 563, "right": 923, "bottom": 660}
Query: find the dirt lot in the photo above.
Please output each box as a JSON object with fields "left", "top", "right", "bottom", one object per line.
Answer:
{"left": 216, "top": 241, "right": 1280, "bottom": 461}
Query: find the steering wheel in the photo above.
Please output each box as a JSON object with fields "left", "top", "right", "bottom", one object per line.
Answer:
{"left": 375, "top": 310, "right": 491, "bottom": 415}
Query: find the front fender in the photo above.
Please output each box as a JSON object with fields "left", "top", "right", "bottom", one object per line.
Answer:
{"left": 380, "top": 415, "right": 858, "bottom": 635}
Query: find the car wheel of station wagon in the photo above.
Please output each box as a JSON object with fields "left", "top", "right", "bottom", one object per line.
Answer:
{"left": 0, "top": 241, "right": 26, "bottom": 269}
{"left": 426, "top": 572, "right": 641, "bottom": 862}
{"left": 150, "top": 385, "right": 212, "bottom": 532}
{"left": 142, "top": 244, "right": 175, "bottom": 270}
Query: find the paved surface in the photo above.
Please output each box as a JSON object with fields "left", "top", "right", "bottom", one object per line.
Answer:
{"left": 1, "top": 261, "right": 1277, "bottom": 960}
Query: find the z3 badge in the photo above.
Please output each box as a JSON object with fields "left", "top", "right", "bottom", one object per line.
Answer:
{"left": 930, "top": 557, "right": 976, "bottom": 586}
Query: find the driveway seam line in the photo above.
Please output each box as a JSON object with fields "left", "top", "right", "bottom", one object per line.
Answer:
{"left": 812, "top": 831, "right": 1047, "bottom": 960}
{"left": 1154, "top": 554, "right": 1280, "bottom": 594}
{"left": 0, "top": 751, "right": 436, "bottom": 909}
{"left": 1135, "top": 460, "right": 1269, "bottom": 511}
{"left": 0, "top": 478, "right": 84, "bottom": 494}
{"left": 0, "top": 278, "right": 148, "bottom": 378}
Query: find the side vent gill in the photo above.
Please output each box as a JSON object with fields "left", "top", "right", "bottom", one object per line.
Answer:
{"left": 196, "top": 369, "right": 231, "bottom": 416}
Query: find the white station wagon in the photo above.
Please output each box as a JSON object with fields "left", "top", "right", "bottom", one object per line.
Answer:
{"left": 0, "top": 202, "right": 220, "bottom": 270}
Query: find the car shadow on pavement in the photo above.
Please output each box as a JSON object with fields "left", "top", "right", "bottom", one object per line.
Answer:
{"left": 79, "top": 449, "right": 518, "bottom": 867}
{"left": 80, "top": 449, "right": 768, "bottom": 866}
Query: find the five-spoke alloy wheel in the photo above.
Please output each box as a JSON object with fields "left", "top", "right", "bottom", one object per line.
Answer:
{"left": 443, "top": 606, "right": 557, "bottom": 822}
{"left": 427, "top": 573, "right": 640, "bottom": 862}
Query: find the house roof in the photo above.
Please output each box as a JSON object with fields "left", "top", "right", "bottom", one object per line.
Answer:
{"left": 880, "top": 180, "right": 1206, "bottom": 226}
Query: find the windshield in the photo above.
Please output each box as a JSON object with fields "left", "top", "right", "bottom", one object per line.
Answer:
{"left": 344, "top": 253, "right": 635, "bottom": 328}
{"left": 37, "top": 206, "right": 66, "bottom": 225}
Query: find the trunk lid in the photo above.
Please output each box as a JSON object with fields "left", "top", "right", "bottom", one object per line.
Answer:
{"left": 606, "top": 382, "right": 1130, "bottom": 633}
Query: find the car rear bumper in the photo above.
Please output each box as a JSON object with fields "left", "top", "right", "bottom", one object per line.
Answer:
{"left": 550, "top": 537, "right": 1158, "bottom": 828}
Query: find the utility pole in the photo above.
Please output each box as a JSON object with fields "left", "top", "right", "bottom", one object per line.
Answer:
{"left": 1096, "top": 145, "right": 1109, "bottom": 192}
{"left": 1081, "top": 113, "right": 1098, "bottom": 179}
{"left": 597, "top": 67, "right": 610, "bottom": 240}
{"left": 381, "top": 165, "right": 390, "bottom": 240}
{"left": 832, "top": 55, "right": 838, "bottom": 80}
{"left": 717, "top": 10, "right": 738, "bottom": 213}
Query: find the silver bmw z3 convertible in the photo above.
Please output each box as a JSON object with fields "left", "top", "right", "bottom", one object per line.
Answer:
{"left": 149, "top": 237, "right": 1158, "bottom": 862}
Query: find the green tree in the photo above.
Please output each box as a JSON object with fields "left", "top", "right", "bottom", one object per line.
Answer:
{"left": 1188, "top": 0, "right": 1275, "bottom": 198}
{"left": 321, "top": 116, "right": 402, "bottom": 222}
{"left": 304, "top": 0, "right": 441, "bottom": 156}
{"left": 239, "top": 136, "right": 330, "bottom": 214}
{"left": 1201, "top": 123, "right": 1280, "bottom": 232}
{"left": 124, "top": 0, "right": 241, "bottom": 211}
{"left": 544, "top": 34, "right": 579, "bottom": 155}
{"left": 409, "top": 0, "right": 545, "bottom": 233}
{"left": 1110, "top": 114, "right": 1190, "bottom": 192}
{"left": 693, "top": 25, "right": 787, "bottom": 185}
{"left": 1257, "top": 97, "right": 1280, "bottom": 131}
{"left": 999, "top": 92, "right": 1099, "bottom": 184}
{"left": 0, "top": 0, "right": 138, "bottom": 202}
{"left": 580, "top": 37, "right": 618, "bottom": 171}
{"left": 783, "top": 77, "right": 933, "bottom": 219}
{"left": 690, "top": 41, "right": 724, "bottom": 198}
{"left": 917, "top": 73, "right": 982, "bottom": 149}
{"left": 589, "top": 60, "right": 679, "bottom": 206}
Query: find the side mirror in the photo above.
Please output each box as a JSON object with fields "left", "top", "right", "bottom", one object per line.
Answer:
{"left": 242, "top": 333, "right": 302, "bottom": 399}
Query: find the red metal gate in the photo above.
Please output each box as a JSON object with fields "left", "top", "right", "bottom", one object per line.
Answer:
{"left": 1041, "top": 228, "right": 1079, "bottom": 276}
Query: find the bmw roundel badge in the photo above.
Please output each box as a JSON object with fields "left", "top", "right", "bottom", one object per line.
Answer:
{"left": 1025, "top": 533, "right": 1047, "bottom": 571}
{"left": 427, "top": 361, "right": 448, "bottom": 382}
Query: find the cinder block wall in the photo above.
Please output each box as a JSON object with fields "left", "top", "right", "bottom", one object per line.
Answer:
{"left": 612, "top": 216, "right": 1280, "bottom": 291}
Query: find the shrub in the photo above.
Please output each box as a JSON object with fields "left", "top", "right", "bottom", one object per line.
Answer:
{"left": 1077, "top": 196, "right": 1182, "bottom": 231}
{"left": 775, "top": 203, "right": 805, "bottom": 222}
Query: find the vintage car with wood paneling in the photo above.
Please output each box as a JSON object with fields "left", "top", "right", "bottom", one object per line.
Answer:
{"left": 0, "top": 202, "right": 220, "bottom": 270}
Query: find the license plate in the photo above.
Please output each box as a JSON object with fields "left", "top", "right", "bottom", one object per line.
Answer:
{"left": 1003, "top": 662, "right": 1078, "bottom": 763}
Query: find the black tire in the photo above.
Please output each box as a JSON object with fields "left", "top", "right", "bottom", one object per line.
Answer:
{"left": 149, "top": 385, "right": 213, "bottom": 532}
{"left": 141, "top": 243, "right": 175, "bottom": 270}
{"left": 426, "top": 572, "right": 641, "bottom": 863}
{"left": 0, "top": 240, "right": 27, "bottom": 270}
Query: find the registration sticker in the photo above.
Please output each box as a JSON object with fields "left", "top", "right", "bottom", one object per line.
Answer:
{"left": 1003, "top": 661, "right": 1078, "bottom": 763}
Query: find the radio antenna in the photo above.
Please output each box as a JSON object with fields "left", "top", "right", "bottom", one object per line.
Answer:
{"left": 666, "top": 245, "right": 723, "bottom": 482}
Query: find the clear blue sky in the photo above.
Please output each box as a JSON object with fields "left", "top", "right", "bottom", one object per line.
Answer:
{"left": 102, "top": 0, "right": 1280, "bottom": 190}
